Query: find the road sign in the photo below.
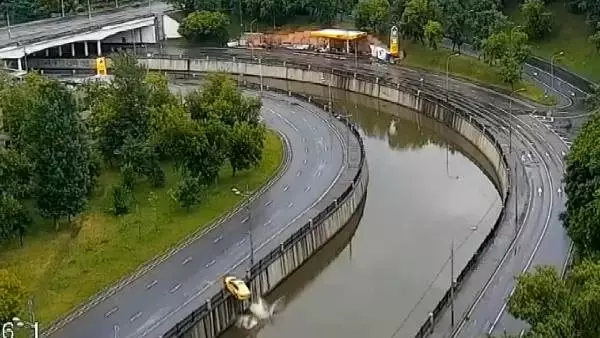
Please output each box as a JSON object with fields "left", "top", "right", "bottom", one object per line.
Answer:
{"left": 390, "top": 26, "right": 399, "bottom": 57}
{"left": 96, "top": 57, "right": 107, "bottom": 76}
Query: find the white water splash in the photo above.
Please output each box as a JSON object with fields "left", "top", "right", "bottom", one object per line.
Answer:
{"left": 236, "top": 296, "right": 286, "bottom": 331}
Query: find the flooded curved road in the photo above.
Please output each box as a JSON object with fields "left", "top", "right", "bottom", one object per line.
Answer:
{"left": 218, "top": 86, "right": 502, "bottom": 338}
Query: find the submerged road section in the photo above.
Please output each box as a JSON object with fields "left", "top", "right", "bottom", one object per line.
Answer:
{"left": 45, "top": 93, "right": 351, "bottom": 338}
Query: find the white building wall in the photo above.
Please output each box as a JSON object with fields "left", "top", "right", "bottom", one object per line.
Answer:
{"left": 163, "top": 14, "right": 181, "bottom": 39}
{"left": 103, "top": 26, "right": 157, "bottom": 44}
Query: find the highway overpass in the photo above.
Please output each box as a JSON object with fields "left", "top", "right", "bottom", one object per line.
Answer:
{"left": 0, "top": 2, "right": 179, "bottom": 71}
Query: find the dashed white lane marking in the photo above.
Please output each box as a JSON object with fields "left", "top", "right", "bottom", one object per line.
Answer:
{"left": 296, "top": 170, "right": 302, "bottom": 176}
{"left": 169, "top": 284, "right": 181, "bottom": 294}
{"left": 182, "top": 257, "right": 192, "bottom": 265}
{"left": 130, "top": 311, "right": 142, "bottom": 322}
{"left": 264, "top": 200, "right": 272, "bottom": 207}
{"left": 241, "top": 216, "right": 250, "bottom": 224}
{"left": 145, "top": 280, "right": 157, "bottom": 289}
{"left": 305, "top": 186, "right": 311, "bottom": 192}
{"left": 288, "top": 202, "right": 294, "bottom": 208}
{"left": 303, "top": 159, "right": 308, "bottom": 165}
{"left": 305, "top": 147, "right": 309, "bottom": 153}
{"left": 205, "top": 260, "right": 216, "bottom": 268}
{"left": 263, "top": 220, "right": 272, "bottom": 227}
{"left": 237, "top": 238, "right": 247, "bottom": 247}
{"left": 283, "top": 185, "right": 289, "bottom": 191}
{"left": 105, "top": 307, "right": 118, "bottom": 318}
{"left": 212, "top": 235, "right": 223, "bottom": 244}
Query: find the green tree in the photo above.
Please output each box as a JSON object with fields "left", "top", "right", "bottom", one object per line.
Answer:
{"left": 563, "top": 114, "right": 600, "bottom": 255}
{"left": 508, "top": 266, "right": 569, "bottom": 328}
{"left": 437, "top": 0, "right": 470, "bottom": 52}
{"left": 112, "top": 184, "right": 132, "bottom": 216}
{"left": 521, "top": 0, "right": 553, "bottom": 41}
{"left": 0, "top": 194, "right": 31, "bottom": 247}
{"left": 91, "top": 53, "right": 150, "bottom": 165}
{"left": 0, "top": 269, "right": 24, "bottom": 323}
{"left": 469, "top": 1, "right": 509, "bottom": 51}
{"left": 400, "top": 0, "right": 436, "bottom": 44}
{"left": 24, "top": 79, "right": 93, "bottom": 229}
{"left": 390, "top": 0, "right": 407, "bottom": 24}
{"left": 179, "top": 11, "right": 230, "bottom": 45}
{"left": 589, "top": 26, "right": 600, "bottom": 53}
{"left": 0, "top": 149, "right": 33, "bottom": 199}
{"left": 423, "top": 19, "right": 443, "bottom": 49}
{"left": 228, "top": 122, "right": 266, "bottom": 176}
{"left": 146, "top": 72, "right": 177, "bottom": 110}
{"left": 171, "top": 124, "right": 223, "bottom": 185}
{"left": 482, "top": 27, "right": 529, "bottom": 66}
{"left": 188, "top": 74, "right": 261, "bottom": 126}
{"left": 507, "top": 260, "right": 600, "bottom": 338}
{"left": 498, "top": 55, "right": 522, "bottom": 89}
{"left": 174, "top": 173, "right": 204, "bottom": 210}
{"left": 354, "top": 0, "right": 391, "bottom": 34}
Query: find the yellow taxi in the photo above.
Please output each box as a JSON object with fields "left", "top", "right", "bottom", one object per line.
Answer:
{"left": 223, "top": 276, "right": 251, "bottom": 301}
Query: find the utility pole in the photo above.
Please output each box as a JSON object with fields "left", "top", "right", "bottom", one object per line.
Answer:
{"left": 6, "top": 12, "right": 11, "bottom": 39}
{"left": 87, "top": 0, "right": 92, "bottom": 20}
{"left": 450, "top": 239, "right": 455, "bottom": 330}
{"left": 508, "top": 99, "right": 512, "bottom": 154}
{"left": 514, "top": 156, "right": 519, "bottom": 240}
{"left": 60, "top": 0, "right": 65, "bottom": 17}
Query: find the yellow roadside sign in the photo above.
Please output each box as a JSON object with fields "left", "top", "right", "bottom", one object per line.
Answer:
{"left": 96, "top": 57, "right": 107, "bottom": 76}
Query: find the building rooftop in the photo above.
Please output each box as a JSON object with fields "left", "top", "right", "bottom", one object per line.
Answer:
{"left": 309, "top": 29, "right": 367, "bottom": 41}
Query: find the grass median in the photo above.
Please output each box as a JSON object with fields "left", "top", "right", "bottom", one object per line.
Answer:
{"left": 0, "top": 130, "right": 284, "bottom": 326}
{"left": 505, "top": 0, "right": 600, "bottom": 84}
{"left": 398, "top": 40, "right": 557, "bottom": 105}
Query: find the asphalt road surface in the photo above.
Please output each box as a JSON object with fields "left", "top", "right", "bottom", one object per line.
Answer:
{"left": 46, "top": 92, "right": 352, "bottom": 338}
{"left": 0, "top": 2, "right": 171, "bottom": 48}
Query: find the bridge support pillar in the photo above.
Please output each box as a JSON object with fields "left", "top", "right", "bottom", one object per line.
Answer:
{"left": 45, "top": 49, "right": 49, "bottom": 57}
{"left": 96, "top": 40, "right": 102, "bottom": 56}
{"left": 17, "top": 58, "right": 22, "bottom": 71}
{"left": 71, "top": 43, "right": 76, "bottom": 57}
{"left": 58, "top": 45, "right": 62, "bottom": 57}
{"left": 84, "top": 41, "right": 89, "bottom": 57}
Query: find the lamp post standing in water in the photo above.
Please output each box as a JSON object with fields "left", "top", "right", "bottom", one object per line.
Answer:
{"left": 445, "top": 53, "right": 459, "bottom": 102}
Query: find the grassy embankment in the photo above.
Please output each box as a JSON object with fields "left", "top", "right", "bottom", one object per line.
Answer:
{"left": 397, "top": 40, "right": 556, "bottom": 105}
{"left": 505, "top": 0, "right": 600, "bottom": 83}
{"left": 0, "top": 131, "right": 283, "bottom": 325}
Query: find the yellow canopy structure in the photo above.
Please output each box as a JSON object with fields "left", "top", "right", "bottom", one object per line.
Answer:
{"left": 309, "top": 29, "right": 367, "bottom": 41}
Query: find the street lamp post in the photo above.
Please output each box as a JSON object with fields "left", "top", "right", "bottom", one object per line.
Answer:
{"left": 508, "top": 88, "right": 525, "bottom": 239}
{"left": 446, "top": 143, "right": 459, "bottom": 180}
{"left": 508, "top": 88, "right": 525, "bottom": 154}
{"left": 551, "top": 51, "right": 564, "bottom": 92}
{"left": 445, "top": 53, "right": 459, "bottom": 102}
{"left": 336, "top": 113, "right": 353, "bottom": 166}
{"left": 232, "top": 187, "right": 254, "bottom": 272}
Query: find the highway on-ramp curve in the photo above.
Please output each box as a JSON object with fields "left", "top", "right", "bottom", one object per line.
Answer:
{"left": 45, "top": 92, "right": 351, "bottom": 338}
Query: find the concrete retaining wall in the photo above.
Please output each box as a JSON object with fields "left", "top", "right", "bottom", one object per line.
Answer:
{"left": 28, "top": 56, "right": 509, "bottom": 338}
{"left": 161, "top": 119, "right": 368, "bottom": 338}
